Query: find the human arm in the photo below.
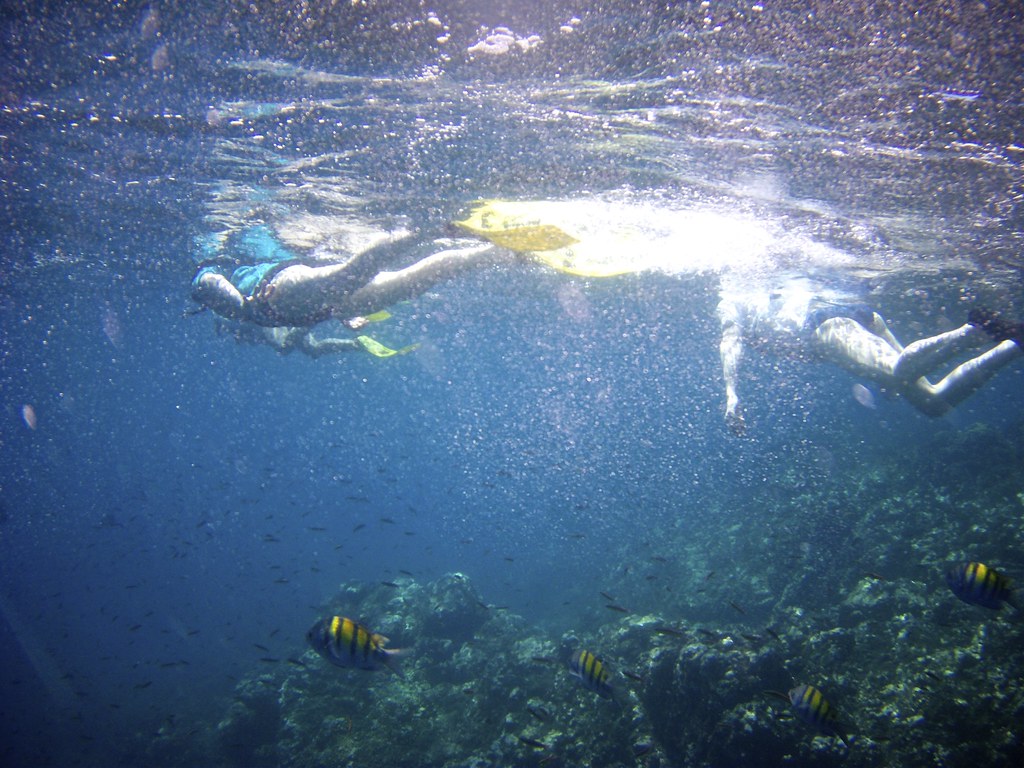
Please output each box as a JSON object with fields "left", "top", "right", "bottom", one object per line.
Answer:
{"left": 258, "top": 327, "right": 364, "bottom": 358}
{"left": 717, "top": 299, "right": 746, "bottom": 436}
{"left": 192, "top": 270, "right": 248, "bottom": 322}
{"left": 296, "top": 331, "right": 364, "bottom": 358}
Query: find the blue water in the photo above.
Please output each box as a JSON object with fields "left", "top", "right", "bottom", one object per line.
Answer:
{"left": 2, "top": 2, "right": 1023, "bottom": 766}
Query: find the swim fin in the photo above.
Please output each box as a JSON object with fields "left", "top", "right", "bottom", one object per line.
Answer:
{"left": 356, "top": 335, "right": 419, "bottom": 358}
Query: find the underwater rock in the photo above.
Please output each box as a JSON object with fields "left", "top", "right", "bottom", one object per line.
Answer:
{"left": 419, "top": 571, "right": 490, "bottom": 642}
{"left": 215, "top": 674, "right": 284, "bottom": 767}
{"left": 640, "top": 630, "right": 791, "bottom": 767}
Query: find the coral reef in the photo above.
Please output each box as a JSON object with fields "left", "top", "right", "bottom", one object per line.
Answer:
{"left": 156, "top": 424, "right": 1024, "bottom": 767}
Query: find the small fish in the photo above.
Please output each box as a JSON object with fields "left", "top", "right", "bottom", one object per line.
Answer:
{"left": 381, "top": 581, "right": 400, "bottom": 588}
{"left": 621, "top": 670, "right": 644, "bottom": 683}
{"left": 605, "top": 604, "right": 629, "bottom": 614}
{"left": 863, "top": 571, "right": 886, "bottom": 581}
{"left": 517, "top": 735, "right": 548, "bottom": 749}
{"left": 527, "top": 704, "right": 551, "bottom": 722}
{"left": 728, "top": 600, "right": 746, "bottom": 615}
{"left": 569, "top": 649, "right": 615, "bottom": 700}
{"left": 946, "top": 562, "right": 1019, "bottom": 611}
{"left": 352, "top": 524, "right": 366, "bottom": 533}
{"left": 787, "top": 684, "right": 849, "bottom": 747}
{"left": 851, "top": 382, "right": 876, "bottom": 409}
{"left": 599, "top": 591, "right": 616, "bottom": 602}
{"left": 652, "top": 626, "right": 686, "bottom": 638}
{"left": 379, "top": 517, "right": 396, "bottom": 525}
{"left": 531, "top": 656, "right": 557, "bottom": 665}
{"left": 21, "top": 403, "right": 37, "bottom": 430}
{"left": 306, "top": 616, "right": 404, "bottom": 676}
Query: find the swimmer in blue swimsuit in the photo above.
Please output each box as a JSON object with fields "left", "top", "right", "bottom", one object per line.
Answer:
{"left": 717, "top": 278, "right": 1023, "bottom": 435}
{"left": 191, "top": 224, "right": 514, "bottom": 353}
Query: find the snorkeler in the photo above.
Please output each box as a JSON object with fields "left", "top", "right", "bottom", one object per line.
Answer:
{"left": 212, "top": 320, "right": 363, "bottom": 357}
{"left": 717, "top": 279, "right": 1023, "bottom": 435}
{"left": 191, "top": 224, "right": 512, "bottom": 335}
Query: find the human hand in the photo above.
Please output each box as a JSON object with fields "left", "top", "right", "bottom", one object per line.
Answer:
{"left": 345, "top": 316, "right": 369, "bottom": 330}
{"left": 725, "top": 405, "right": 747, "bottom": 437}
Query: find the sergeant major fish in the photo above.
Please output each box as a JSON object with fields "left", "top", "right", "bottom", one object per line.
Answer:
{"left": 569, "top": 649, "right": 615, "bottom": 700}
{"left": 306, "top": 616, "right": 404, "bottom": 677}
{"left": 787, "top": 684, "right": 849, "bottom": 747}
{"left": 945, "top": 562, "right": 1019, "bottom": 611}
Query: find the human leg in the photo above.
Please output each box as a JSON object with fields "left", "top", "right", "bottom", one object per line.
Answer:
{"left": 811, "top": 316, "right": 902, "bottom": 379}
{"left": 343, "top": 242, "right": 511, "bottom": 317}
{"left": 816, "top": 316, "right": 1021, "bottom": 415}
{"left": 891, "top": 324, "right": 988, "bottom": 383}
{"left": 918, "top": 339, "right": 1022, "bottom": 410}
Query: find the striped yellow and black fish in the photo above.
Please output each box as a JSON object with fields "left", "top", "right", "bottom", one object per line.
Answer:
{"left": 946, "top": 562, "right": 1019, "bottom": 611}
{"left": 306, "top": 616, "right": 404, "bottom": 677}
{"left": 788, "top": 684, "right": 849, "bottom": 747}
{"left": 569, "top": 649, "right": 615, "bottom": 699}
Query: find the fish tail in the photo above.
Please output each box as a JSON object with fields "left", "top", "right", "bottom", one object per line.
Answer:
{"left": 383, "top": 648, "right": 407, "bottom": 678}
{"left": 610, "top": 685, "right": 626, "bottom": 708}
{"left": 1007, "top": 590, "right": 1020, "bottom": 612}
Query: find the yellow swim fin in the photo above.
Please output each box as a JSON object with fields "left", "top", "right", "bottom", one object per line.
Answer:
{"left": 454, "top": 201, "right": 579, "bottom": 252}
{"left": 356, "top": 335, "right": 419, "bottom": 358}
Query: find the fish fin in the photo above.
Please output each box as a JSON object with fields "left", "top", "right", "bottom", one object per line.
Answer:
{"left": 373, "top": 633, "right": 390, "bottom": 646}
